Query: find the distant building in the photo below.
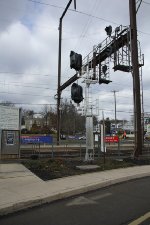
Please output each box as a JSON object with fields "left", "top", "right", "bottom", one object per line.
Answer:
{"left": 128, "top": 113, "right": 150, "bottom": 133}
{"left": 123, "top": 121, "right": 134, "bottom": 132}
{"left": 23, "top": 113, "right": 53, "bottom": 132}
{"left": 110, "top": 120, "right": 134, "bottom": 134}
{"left": 24, "top": 117, "right": 46, "bottom": 131}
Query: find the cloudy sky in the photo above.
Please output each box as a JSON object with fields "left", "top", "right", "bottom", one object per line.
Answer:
{"left": 0, "top": 0, "right": 149, "bottom": 121}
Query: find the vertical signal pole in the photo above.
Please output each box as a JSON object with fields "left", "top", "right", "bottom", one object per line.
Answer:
{"left": 57, "top": 0, "right": 76, "bottom": 145}
{"left": 112, "top": 90, "right": 118, "bottom": 131}
{"left": 57, "top": 18, "right": 62, "bottom": 145}
{"left": 129, "top": 0, "right": 142, "bottom": 156}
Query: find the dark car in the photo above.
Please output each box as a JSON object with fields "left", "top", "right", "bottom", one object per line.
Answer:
{"left": 60, "top": 134, "right": 66, "bottom": 140}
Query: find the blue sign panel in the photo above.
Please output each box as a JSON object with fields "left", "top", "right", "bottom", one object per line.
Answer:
{"left": 21, "top": 135, "right": 53, "bottom": 144}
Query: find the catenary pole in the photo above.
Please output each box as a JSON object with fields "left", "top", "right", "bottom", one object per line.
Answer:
{"left": 57, "top": 0, "right": 76, "bottom": 145}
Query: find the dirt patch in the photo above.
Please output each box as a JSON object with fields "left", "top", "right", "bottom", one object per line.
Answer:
{"left": 21, "top": 157, "right": 149, "bottom": 181}
{"left": 22, "top": 159, "right": 89, "bottom": 180}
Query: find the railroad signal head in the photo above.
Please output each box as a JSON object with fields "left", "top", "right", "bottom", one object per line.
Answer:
{"left": 115, "top": 26, "right": 120, "bottom": 33}
{"left": 71, "top": 83, "right": 83, "bottom": 104}
{"left": 70, "top": 51, "right": 82, "bottom": 71}
{"left": 99, "top": 78, "right": 112, "bottom": 84}
{"left": 105, "top": 46, "right": 112, "bottom": 57}
{"left": 102, "top": 65, "right": 107, "bottom": 75}
{"left": 105, "top": 25, "right": 112, "bottom": 37}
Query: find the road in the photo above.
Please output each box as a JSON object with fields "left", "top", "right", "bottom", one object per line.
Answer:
{"left": 0, "top": 177, "right": 150, "bottom": 225}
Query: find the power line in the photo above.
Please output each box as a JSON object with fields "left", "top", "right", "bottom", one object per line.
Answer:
{"left": 0, "top": 13, "right": 58, "bottom": 31}
{"left": 4, "top": 102, "right": 57, "bottom": 106}
{"left": 0, "top": 71, "right": 50, "bottom": 77}
{"left": 0, "top": 81, "right": 50, "bottom": 90}
{"left": 138, "top": 30, "right": 150, "bottom": 36}
{"left": 136, "top": 0, "right": 143, "bottom": 13}
{"left": 0, "top": 90, "right": 52, "bottom": 97}
{"left": 27, "top": 0, "right": 64, "bottom": 9}
{"left": 143, "top": 1, "right": 150, "bottom": 5}
{"left": 98, "top": 94, "right": 133, "bottom": 99}
{"left": 72, "top": 0, "right": 100, "bottom": 57}
{"left": 98, "top": 108, "right": 133, "bottom": 114}
{"left": 1, "top": 1, "right": 150, "bottom": 38}
{"left": 0, "top": 82, "right": 71, "bottom": 92}
{"left": 0, "top": 101, "right": 135, "bottom": 113}
{"left": 27, "top": 0, "right": 119, "bottom": 25}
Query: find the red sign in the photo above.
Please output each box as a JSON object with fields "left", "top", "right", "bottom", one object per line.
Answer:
{"left": 105, "top": 136, "right": 119, "bottom": 143}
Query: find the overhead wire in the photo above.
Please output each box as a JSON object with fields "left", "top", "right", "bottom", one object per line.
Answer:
{"left": 0, "top": 81, "right": 50, "bottom": 90}
{"left": 0, "top": 0, "right": 119, "bottom": 90}
{"left": 0, "top": 0, "right": 149, "bottom": 116}
{"left": 136, "top": 0, "right": 143, "bottom": 13}
{"left": 0, "top": 90, "right": 52, "bottom": 98}
{"left": 2, "top": 102, "right": 57, "bottom": 106}
{"left": 0, "top": 71, "right": 54, "bottom": 91}
{"left": 0, "top": 101, "right": 135, "bottom": 117}
{"left": 27, "top": 0, "right": 119, "bottom": 25}
{"left": 0, "top": 71, "right": 50, "bottom": 77}
{"left": 142, "top": 1, "right": 150, "bottom": 5}
{"left": 0, "top": 0, "right": 149, "bottom": 37}
{"left": 62, "top": 0, "right": 102, "bottom": 82}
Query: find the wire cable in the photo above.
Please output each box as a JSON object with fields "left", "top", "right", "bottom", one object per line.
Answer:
{"left": 136, "top": 0, "right": 143, "bottom": 13}
{"left": 0, "top": 71, "right": 50, "bottom": 77}
{"left": 0, "top": 90, "right": 52, "bottom": 98}
{"left": 143, "top": 1, "right": 150, "bottom": 5}
{"left": 27, "top": 0, "right": 119, "bottom": 25}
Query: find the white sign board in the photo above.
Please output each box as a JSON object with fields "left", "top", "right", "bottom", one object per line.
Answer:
{"left": 86, "top": 116, "right": 94, "bottom": 150}
{"left": 147, "top": 124, "right": 150, "bottom": 133}
{"left": 0, "top": 105, "right": 20, "bottom": 130}
{"left": 95, "top": 134, "right": 98, "bottom": 142}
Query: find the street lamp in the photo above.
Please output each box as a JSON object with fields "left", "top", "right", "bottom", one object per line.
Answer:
{"left": 57, "top": 0, "right": 76, "bottom": 145}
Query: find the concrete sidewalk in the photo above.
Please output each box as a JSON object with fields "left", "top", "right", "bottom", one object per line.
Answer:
{"left": 0, "top": 163, "right": 150, "bottom": 216}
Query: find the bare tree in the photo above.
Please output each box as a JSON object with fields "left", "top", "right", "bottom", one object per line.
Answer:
{"left": 40, "top": 105, "right": 50, "bottom": 127}
{"left": 60, "top": 100, "right": 85, "bottom": 135}
{"left": 40, "top": 105, "right": 57, "bottom": 130}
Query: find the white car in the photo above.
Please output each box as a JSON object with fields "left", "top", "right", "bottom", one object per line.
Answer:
{"left": 79, "top": 136, "right": 86, "bottom": 140}
{"left": 144, "top": 133, "right": 150, "bottom": 140}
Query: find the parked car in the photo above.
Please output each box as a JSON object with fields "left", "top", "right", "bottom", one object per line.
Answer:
{"left": 79, "top": 136, "right": 86, "bottom": 140}
{"left": 60, "top": 134, "right": 66, "bottom": 140}
{"left": 144, "top": 132, "right": 150, "bottom": 140}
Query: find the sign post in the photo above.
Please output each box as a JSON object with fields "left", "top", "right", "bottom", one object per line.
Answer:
{"left": 0, "top": 105, "right": 20, "bottom": 158}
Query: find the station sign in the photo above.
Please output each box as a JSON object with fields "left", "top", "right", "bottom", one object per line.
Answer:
{"left": 21, "top": 135, "right": 53, "bottom": 144}
{"left": 105, "top": 136, "right": 119, "bottom": 143}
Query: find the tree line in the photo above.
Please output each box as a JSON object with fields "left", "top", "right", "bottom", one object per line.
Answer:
{"left": 0, "top": 100, "right": 126, "bottom": 135}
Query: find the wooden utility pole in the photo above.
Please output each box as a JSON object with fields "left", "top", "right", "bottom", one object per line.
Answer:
{"left": 129, "top": 0, "right": 142, "bottom": 157}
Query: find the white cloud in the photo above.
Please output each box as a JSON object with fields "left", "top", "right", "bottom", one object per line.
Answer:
{"left": 0, "top": 0, "right": 149, "bottom": 120}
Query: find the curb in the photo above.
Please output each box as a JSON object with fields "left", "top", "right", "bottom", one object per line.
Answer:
{"left": 0, "top": 171, "right": 150, "bottom": 216}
